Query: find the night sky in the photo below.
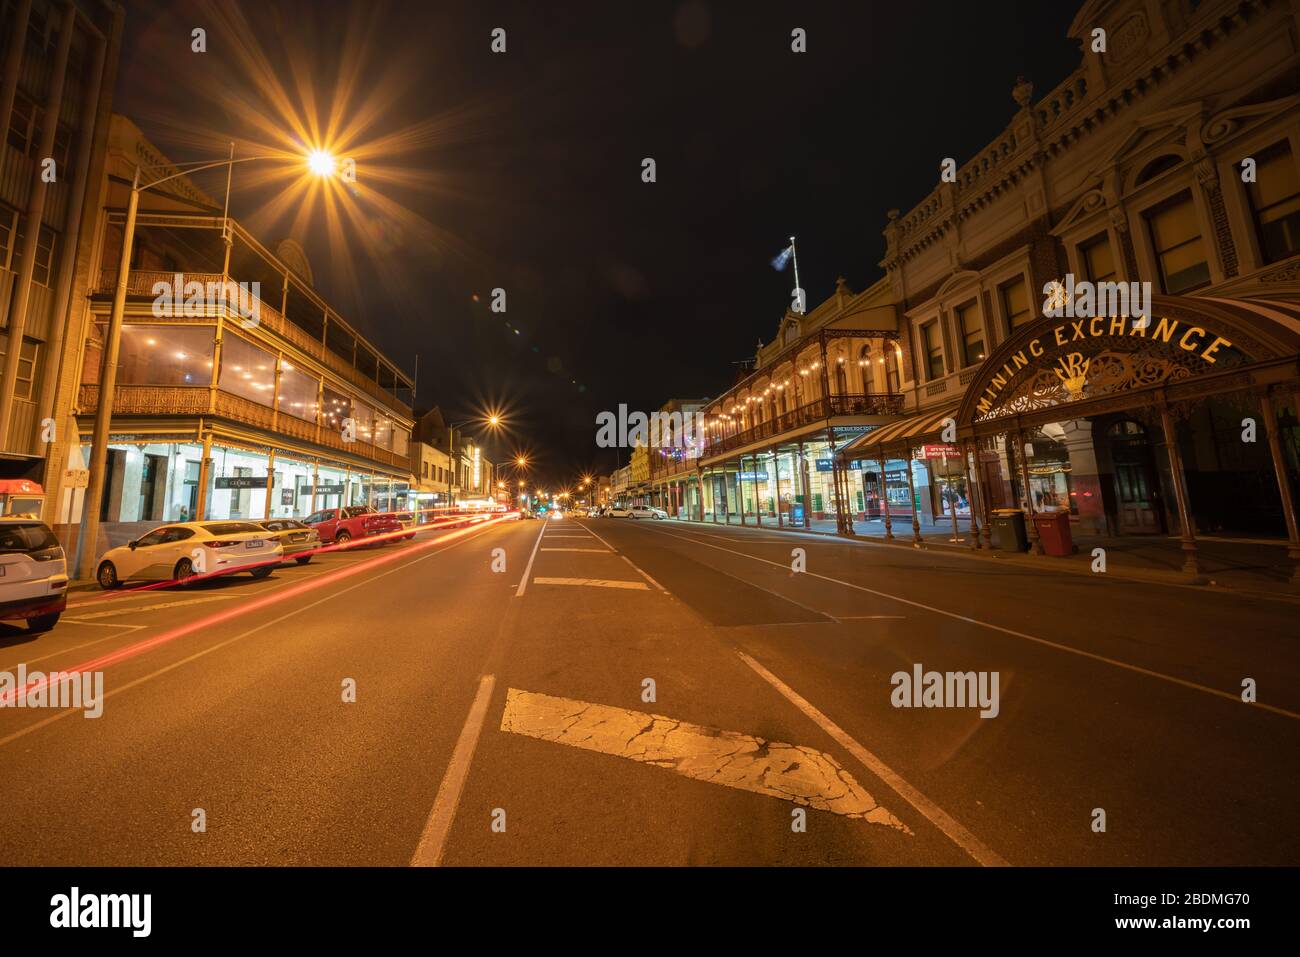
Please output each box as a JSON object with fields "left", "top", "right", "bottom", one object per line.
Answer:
{"left": 116, "top": 0, "right": 1079, "bottom": 488}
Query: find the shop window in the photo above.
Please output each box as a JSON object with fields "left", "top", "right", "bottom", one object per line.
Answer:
{"left": 999, "top": 276, "right": 1034, "bottom": 329}
{"left": 919, "top": 320, "right": 944, "bottom": 380}
{"left": 117, "top": 324, "right": 214, "bottom": 386}
{"left": 1247, "top": 140, "right": 1300, "bottom": 264}
{"left": 276, "top": 362, "right": 319, "bottom": 421}
{"left": 955, "top": 300, "right": 984, "bottom": 366}
{"left": 350, "top": 399, "right": 375, "bottom": 443}
{"left": 321, "top": 384, "right": 350, "bottom": 433}
{"left": 0, "top": 333, "right": 38, "bottom": 399}
{"left": 1079, "top": 232, "right": 1117, "bottom": 283}
{"left": 372, "top": 412, "right": 392, "bottom": 450}
{"left": 218, "top": 333, "right": 276, "bottom": 405}
{"left": 1144, "top": 191, "right": 1210, "bottom": 293}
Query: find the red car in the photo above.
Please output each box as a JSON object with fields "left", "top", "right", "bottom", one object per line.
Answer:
{"left": 304, "top": 506, "right": 405, "bottom": 546}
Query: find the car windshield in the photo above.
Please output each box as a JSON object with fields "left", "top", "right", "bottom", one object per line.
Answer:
{"left": 202, "top": 522, "right": 263, "bottom": 536}
{"left": 0, "top": 522, "right": 59, "bottom": 553}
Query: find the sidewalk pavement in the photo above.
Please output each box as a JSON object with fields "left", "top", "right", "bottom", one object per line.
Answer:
{"left": 666, "top": 513, "right": 1300, "bottom": 601}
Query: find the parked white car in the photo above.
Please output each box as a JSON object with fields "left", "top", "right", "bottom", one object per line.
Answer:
{"left": 96, "top": 521, "right": 283, "bottom": 589}
{"left": 606, "top": 506, "right": 632, "bottom": 518}
{"left": 0, "top": 518, "right": 68, "bottom": 632}
{"left": 629, "top": 505, "right": 667, "bottom": 520}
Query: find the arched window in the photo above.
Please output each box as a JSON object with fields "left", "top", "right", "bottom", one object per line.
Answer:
{"left": 858, "top": 344, "right": 872, "bottom": 391}
{"left": 835, "top": 360, "right": 849, "bottom": 396}
{"left": 884, "top": 346, "right": 900, "bottom": 393}
{"left": 1134, "top": 154, "right": 1181, "bottom": 186}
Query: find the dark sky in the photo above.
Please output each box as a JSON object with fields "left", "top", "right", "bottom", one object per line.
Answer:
{"left": 116, "top": 0, "right": 1079, "bottom": 488}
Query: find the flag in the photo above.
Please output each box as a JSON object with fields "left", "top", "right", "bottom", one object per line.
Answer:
{"left": 771, "top": 244, "right": 793, "bottom": 271}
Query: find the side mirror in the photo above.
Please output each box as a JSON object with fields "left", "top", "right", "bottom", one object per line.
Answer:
{"left": 127, "top": 540, "right": 138, "bottom": 550}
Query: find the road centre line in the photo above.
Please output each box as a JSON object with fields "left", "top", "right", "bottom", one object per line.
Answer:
{"left": 540, "top": 547, "right": 609, "bottom": 553}
{"left": 410, "top": 674, "right": 497, "bottom": 866}
{"left": 577, "top": 521, "right": 667, "bottom": 592}
{"left": 737, "top": 651, "right": 1008, "bottom": 866}
{"left": 0, "top": 521, "right": 505, "bottom": 749}
{"left": 641, "top": 524, "right": 1300, "bottom": 722}
{"left": 515, "top": 520, "right": 549, "bottom": 598}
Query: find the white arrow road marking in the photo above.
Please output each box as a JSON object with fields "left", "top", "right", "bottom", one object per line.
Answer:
{"left": 500, "top": 688, "right": 909, "bottom": 830}
{"left": 531, "top": 577, "right": 649, "bottom": 590}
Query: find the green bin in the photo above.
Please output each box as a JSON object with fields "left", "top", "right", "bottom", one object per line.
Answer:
{"left": 990, "top": 508, "right": 1028, "bottom": 552}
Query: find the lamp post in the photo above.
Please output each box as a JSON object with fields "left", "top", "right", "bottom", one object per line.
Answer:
{"left": 76, "top": 147, "right": 335, "bottom": 580}
{"left": 446, "top": 414, "right": 502, "bottom": 507}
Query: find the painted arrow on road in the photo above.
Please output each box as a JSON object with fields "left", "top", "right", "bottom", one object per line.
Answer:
{"left": 500, "top": 688, "right": 910, "bottom": 831}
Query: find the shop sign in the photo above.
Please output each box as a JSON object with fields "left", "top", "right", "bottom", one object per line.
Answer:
{"left": 215, "top": 476, "right": 269, "bottom": 489}
{"left": 302, "top": 483, "right": 345, "bottom": 495}
{"left": 281, "top": 489, "right": 295, "bottom": 506}
{"left": 738, "top": 471, "right": 769, "bottom": 482}
{"left": 64, "top": 469, "right": 89, "bottom": 488}
{"left": 916, "top": 445, "right": 960, "bottom": 460}
{"left": 974, "top": 314, "right": 1233, "bottom": 416}
{"left": 814, "top": 459, "right": 863, "bottom": 472}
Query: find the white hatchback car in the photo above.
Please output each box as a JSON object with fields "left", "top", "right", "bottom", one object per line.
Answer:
{"left": 629, "top": 505, "right": 667, "bottom": 520}
{"left": 606, "top": 506, "right": 632, "bottom": 518}
{"left": 0, "top": 518, "right": 68, "bottom": 632}
{"left": 96, "top": 521, "right": 283, "bottom": 589}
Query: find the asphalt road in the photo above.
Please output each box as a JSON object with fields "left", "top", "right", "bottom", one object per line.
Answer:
{"left": 0, "top": 513, "right": 1295, "bottom": 866}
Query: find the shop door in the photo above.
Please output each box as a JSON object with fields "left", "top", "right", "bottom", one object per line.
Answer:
{"left": 1110, "top": 429, "right": 1162, "bottom": 534}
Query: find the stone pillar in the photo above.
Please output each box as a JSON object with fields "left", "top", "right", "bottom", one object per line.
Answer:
{"left": 962, "top": 441, "right": 981, "bottom": 549}
{"left": 1015, "top": 429, "right": 1043, "bottom": 555}
{"left": 1059, "top": 420, "right": 1105, "bottom": 534}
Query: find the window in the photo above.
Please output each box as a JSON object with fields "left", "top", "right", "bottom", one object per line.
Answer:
{"left": 6, "top": 94, "right": 35, "bottom": 154}
{"left": 1144, "top": 191, "right": 1210, "bottom": 293}
{"left": 218, "top": 333, "right": 276, "bottom": 406}
{"left": 116, "top": 325, "right": 214, "bottom": 386}
{"left": 884, "top": 347, "right": 900, "bottom": 393}
{"left": 954, "top": 300, "right": 984, "bottom": 366}
{"left": 13, "top": 220, "right": 57, "bottom": 286}
{"left": 321, "top": 384, "right": 350, "bottom": 432}
{"left": 0, "top": 207, "right": 16, "bottom": 269}
{"left": 919, "top": 320, "right": 944, "bottom": 380}
{"left": 1000, "top": 277, "right": 1034, "bottom": 329}
{"left": 1247, "top": 140, "right": 1300, "bottom": 264}
{"left": 276, "top": 362, "right": 319, "bottom": 422}
{"left": 0, "top": 334, "right": 38, "bottom": 399}
{"left": 1079, "top": 233, "right": 1117, "bottom": 283}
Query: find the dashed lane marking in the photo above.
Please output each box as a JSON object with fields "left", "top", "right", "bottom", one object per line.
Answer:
{"left": 531, "top": 577, "right": 649, "bottom": 590}
{"left": 499, "top": 687, "right": 909, "bottom": 830}
{"left": 539, "top": 547, "right": 609, "bottom": 553}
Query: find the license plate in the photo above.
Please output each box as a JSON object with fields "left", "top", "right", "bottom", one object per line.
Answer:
{"left": 245, "top": 540, "right": 263, "bottom": 549}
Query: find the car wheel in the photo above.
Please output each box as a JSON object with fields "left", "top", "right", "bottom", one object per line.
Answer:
{"left": 27, "top": 612, "right": 60, "bottom": 632}
{"left": 335, "top": 530, "right": 352, "bottom": 545}
{"left": 295, "top": 555, "right": 312, "bottom": 565}
{"left": 174, "top": 557, "right": 196, "bottom": 585}
{"left": 250, "top": 565, "right": 272, "bottom": 579}
{"left": 97, "top": 561, "right": 121, "bottom": 590}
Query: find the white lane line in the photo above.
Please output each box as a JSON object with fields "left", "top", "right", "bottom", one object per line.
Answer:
{"left": 645, "top": 524, "right": 1300, "bottom": 722}
{"left": 0, "top": 522, "right": 504, "bottom": 750}
{"left": 410, "top": 674, "right": 497, "bottom": 867}
{"left": 737, "top": 651, "right": 1007, "bottom": 867}
{"left": 539, "top": 547, "right": 609, "bottom": 553}
{"left": 578, "top": 521, "right": 667, "bottom": 592}
{"left": 0, "top": 625, "right": 144, "bottom": 671}
{"left": 515, "top": 519, "right": 549, "bottom": 598}
{"left": 839, "top": 615, "right": 907, "bottom": 620}
{"left": 500, "top": 688, "right": 909, "bottom": 830}
{"left": 532, "top": 577, "right": 649, "bottom": 591}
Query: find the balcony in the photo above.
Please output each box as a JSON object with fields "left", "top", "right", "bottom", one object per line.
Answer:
{"left": 92, "top": 269, "right": 412, "bottom": 419}
{"left": 702, "top": 393, "right": 904, "bottom": 459}
{"left": 77, "top": 384, "right": 410, "bottom": 471}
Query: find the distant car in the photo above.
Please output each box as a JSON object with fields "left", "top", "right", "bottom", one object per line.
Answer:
{"left": 304, "top": 506, "right": 404, "bottom": 545}
{"left": 96, "top": 522, "right": 282, "bottom": 589}
{"left": 607, "top": 506, "right": 632, "bottom": 518}
{"left": 0, "top": 518, "right": 68, "bottom": 632}
{"left": 629, "top": 505, "right": 667, "bottom": 520}
{"left": 257, "top": 519, "right": 321, "bottom": 564}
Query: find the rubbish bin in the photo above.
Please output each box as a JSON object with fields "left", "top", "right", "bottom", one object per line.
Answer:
{"left": 990, "top": 508, "right": 1028, "bottom": 552}
{"left": 1032, "top": 510, "right": 1074, "bottom": 556}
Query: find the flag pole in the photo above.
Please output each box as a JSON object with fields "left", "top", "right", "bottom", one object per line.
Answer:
{"left": 789, "top": 234, "right": 804, "bottom": 314}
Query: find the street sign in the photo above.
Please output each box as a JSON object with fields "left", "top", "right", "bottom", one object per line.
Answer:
{"left": 814, "top": 459, "right": 863, "bottom": 472}
{"left": 215, "top": 476, "right": 268, "bottom": 489}
{"left": 916, "top": 444, "right": 960, "bottom": 460}
{"left": 281, "top": 489, "right": 295, "bottom": 506}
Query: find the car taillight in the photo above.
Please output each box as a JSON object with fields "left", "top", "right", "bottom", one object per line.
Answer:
{"left": 203, "top": 540, "right": 241, "bottom": 548}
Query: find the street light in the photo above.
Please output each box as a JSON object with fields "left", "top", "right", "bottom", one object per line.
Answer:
{"left": 446, "top": 412, "right": 502, "bottom": 507}
{"left": 77, "top": 145, "right": 336, "bottom": 580}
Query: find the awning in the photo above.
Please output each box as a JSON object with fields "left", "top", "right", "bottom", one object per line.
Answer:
{"left": 839, "top": 402, "right": 960, "bottom": 460}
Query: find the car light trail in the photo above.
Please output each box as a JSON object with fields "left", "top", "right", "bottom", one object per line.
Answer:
{"left": 2, "top": 514, "right": 513, "bottom": 708}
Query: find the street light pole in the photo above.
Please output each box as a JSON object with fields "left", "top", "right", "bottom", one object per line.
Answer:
{"left": 75, "top": 149, "right": 332, "bottom": 581}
